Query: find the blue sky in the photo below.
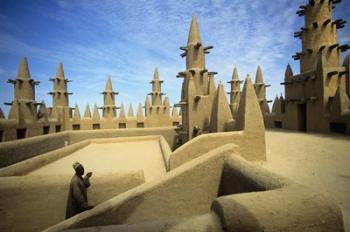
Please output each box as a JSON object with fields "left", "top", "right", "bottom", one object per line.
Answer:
{"left": 0, "top": 0, "right": 349, "bottom": 117}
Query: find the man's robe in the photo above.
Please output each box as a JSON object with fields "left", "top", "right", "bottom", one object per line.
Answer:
{"left": 65, "top": 174, "right": 91, "bottom": 219}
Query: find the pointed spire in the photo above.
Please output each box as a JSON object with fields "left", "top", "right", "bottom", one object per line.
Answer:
{"left": 105, "top": 76, "right": 113, "bottom": 92}
{"left": 119, "top": 103, "right": 126, "bottom": 119}
{"left": 153, "top": 67, "right": 159, "bottom": 80}
{"left": 84, "top": 104, "right": 91, "bottom": 118}
{"left": 284, "top": 64, "right": 293, "bottom": 82}
{"left": 210, "top": 83, "right": 233, "bottom": 132}
{"left": 271, "top": 96, "right": 281, "bottom": 113}
{"left": 128, "top": 104, "right": 134, "bottom": 117}
{"left": 136, "top": 103, "right": 144, "bottom": 121}
{"left": 73, "top": 104, "right": 81, "bottom": 119}
{"left": 232, "top": 67, "right": 239, "bottom": 80}
{"left": 255, "top": 65, "right": 264, "bottom": 84}
{"left": 187, "top": 15, "right": 201, "bottom": 45}
{"left": 17, "top": 56, "right": 31, "bottom": 79}
{"left": 235, "top": 75, "right": 266, "bottom": 160}
{"left": 56, "top": 63, "right": 65, "bottom": 78}
{"left": 92, "top": 104, "right": 100, "bottom": 120}
{"left": 236, "top": 75, "right": 264, "bottom": 131}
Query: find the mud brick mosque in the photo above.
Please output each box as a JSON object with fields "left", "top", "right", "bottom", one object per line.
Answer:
{"left": 0, "top": 0, "right": 349, "bottom": 231}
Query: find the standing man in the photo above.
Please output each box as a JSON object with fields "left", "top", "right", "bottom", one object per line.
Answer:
{"left": 66, "top": 162, "right": 94, "bottom": 219}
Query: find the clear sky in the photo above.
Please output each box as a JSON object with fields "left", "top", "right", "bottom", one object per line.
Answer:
{"left": 0, "top": 0, "right": 349, "bottom": 117}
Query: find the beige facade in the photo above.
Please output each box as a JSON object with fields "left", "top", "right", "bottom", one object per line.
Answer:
{"left": 0, "top": 63, "right": 181, "bottom": 142}
{"left": 268, "top": 0, "right": 350, "bottom": 134}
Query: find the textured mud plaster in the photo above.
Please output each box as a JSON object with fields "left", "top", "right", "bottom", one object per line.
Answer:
{"left": 212, "top": 156, "right": 345, "bottom": 232}
{"left": 0, "top": 140, "right": 90, "bottom": 176}
{"left": 63, "top": 213, "right": 223, "bottom": 232}
{"left": 0, "top": 131, "right": 69, "bottom": 168}
{"left": 42, "top": 145, "right": 236, "bottom": 232}
{"left": 0, "top": 172, "right": 145, "bottom": 232}
{"left": 0, "top": 127, "right": 176, "bottom": 168}
{"left": 47, "top": 147, "right": 345, "bottom": 232}
{"left": 169, "top": 77, "right": 266, "bottom": 170}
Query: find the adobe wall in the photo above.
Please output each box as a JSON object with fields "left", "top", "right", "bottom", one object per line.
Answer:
{"left": 169, "top": 130, "right": 264, "bottom": 170}
{"left": 0, "top": 131, "right": 69, "bottom": 168}
{"left": 67, "top": 127, "right": 176, "bottom": 147}
{"left": 0, "top": 127, "right": 177, "bottom": 168}
{"left": 0, "top": 139, "right": 90, "bottom": 176}
{"left": 63, "top": 213, "right": 223, "bottom": 232}
{"left": 42, "top": 145, "right": 236, "bottom": 232}
{"left": 0, "top": 171, "right": 145, "bottom": 232}
{"left": 44, "top": 145, "right": 344, "bottom": 232}
{"left": 212, "top": 156, "right": 344, "bottom": 232}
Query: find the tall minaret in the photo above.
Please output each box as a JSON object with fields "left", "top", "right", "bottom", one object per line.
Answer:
{"left": 227, "top": 67, "right": 242, "bottom": 118}
{"left": 254, "top": 66, "right": 271, "bottom": 115}
{"left": 7, "top": 57, "right": 39, "bottom": 121}
{"left": 149, "top": 68, "right": 164, "bottom": 106}
{"left": 176, "top": 16, "right": 216, "bottom": 142}
{"left": 294, "top": 0, "right": 348, "bottom": 72}
{"left": 101, "top": 77, "right": 118, "bottom": 119}
{"left": 49, "top": 63, "right": 71, "bottom": 107}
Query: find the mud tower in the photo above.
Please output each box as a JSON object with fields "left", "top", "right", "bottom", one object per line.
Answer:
{"left": 101, "top": 77, "right": 118, "bottom": 119}
{"left": 227, "top": 67, "right": 242, "bottom": 118}
{"left": 5, "top": 57, "right": 41, "bottom": 137}
{"left": 269, "top": 0, "right": 350, "bottom": 134}
{"left": 254, "top": 66, "right": 271, "bottom": 118}
{"left": 49, "top": 63, "right": 72, "bottom": 131}
{"left": 144, "top": 68, "right": 172, "bottom": 127}
{"left": 175, "top": 16, "right": 217, "bottom": 143}
{"left": 7, "top": 57, "right": 39, "bottom": 122}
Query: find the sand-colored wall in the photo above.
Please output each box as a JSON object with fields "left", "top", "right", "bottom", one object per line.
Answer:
{"left": 45, "top": 145, "right": 344, "bottom": 232}
{"left": 67, "top": 127, "right": 176, "bottom": 148}
{"left": 0, "top": 131, "right": 69, "bottom": 168}
{"left": 0, "top": 140, "right": 90, "bottom": 177}
{"left": 43, "top": 145, "right": 236, "bottom": 232}
{"left": 0, "top": 127, "right": 177, "bottom": 168}
{"left": 64, "top": 213, "right": 223, "bottom": 232}
{"left": 212, "top": 156, "right": 344, "bottom": 232}
{"left": 169, "top": 130, "right": 265, "bottom": 170}
{"left": 0, "top": 172, "right": 145, "bottom": 232}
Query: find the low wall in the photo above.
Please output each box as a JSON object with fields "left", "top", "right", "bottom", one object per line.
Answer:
{"left": 0, "top": 171, "right": 145, "bottom": 232}
{"left": 67, "top": 127, "right": 176, "bottom": 148}
{"left": 169, "top": 130, "right": 265, "bottom": 169}
{"left": 44, "top": 145, "right": 344, "bottom": 232}
{"left": 212, "top": 155, "right": 344, "bottom": 232}
{"left": 43, "top": 145, "right": 237, "bottom": 232}
{"left": 0, "top": 127, "right": 177, "bottom": 168}
{"left": 0, "top": 131, "right": 69, "bottom": 168}
{"left": 0, "top": 140, "right": 90, "bottom": 177}
{"left": 64, "top": 213, "right": 223, "bottom": 232}
{"left": 0, "top": 135, "right": 171, "bottom": 178}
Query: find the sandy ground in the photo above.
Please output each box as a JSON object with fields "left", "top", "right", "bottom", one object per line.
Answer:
{"left": 29, "top": 139, "right": 166, "bottom": 182}
{"left": 257, "top": 130, "right": 350, "bottom": 231}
